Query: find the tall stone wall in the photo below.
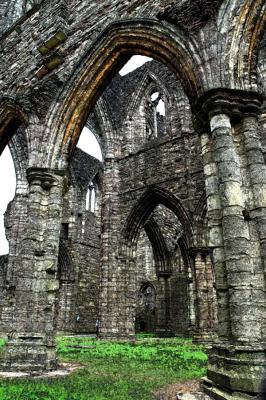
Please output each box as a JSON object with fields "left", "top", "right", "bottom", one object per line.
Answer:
{"left": 96, "top": 61, "right": 215, "bottom": 339}
{"left": 0, "top": 0, "right": 265, "bottom": 398}
{"left": 55, "top": 148, "right": 102, "bottom": 333}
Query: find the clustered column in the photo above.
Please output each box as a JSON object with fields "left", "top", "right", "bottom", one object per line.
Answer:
{"left": 200, "top": 130, "right": 230, "bottom": 339}
{"left": 1, "top": 167, "right": 65, "bottom": 372}
{"left": 199, "top": 90, "right": 266, "bottom": 397}
{"left": 242, "top": 113, "right": 266, "bottom": 341}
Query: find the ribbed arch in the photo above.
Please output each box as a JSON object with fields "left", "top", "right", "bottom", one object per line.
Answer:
{"left": 57, "top": 239, "right": 75, "bottom": 282}
{"left": 125, "top": 70, "right": 170, "bottom": 121}
{"left": 144, "top": 217, "right": 170, "bottom": 275}
{"left": 122, "top": 186, "right": 194, "bottom": 256}
{"left": 45, "top": 18, "right": 204, "bottom": 169}
{"left": 94, "top": 96, "right": 118, "bottom": 158}
{"left": 0, "top": 97, "right": 28, "bottom": 157}
{"left": 220, "top": 0, "right": 266, "bottom": 90}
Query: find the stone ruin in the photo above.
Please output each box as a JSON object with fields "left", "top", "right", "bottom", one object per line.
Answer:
{"left": 0, "top": 0, "right": 265, "bottom": 399}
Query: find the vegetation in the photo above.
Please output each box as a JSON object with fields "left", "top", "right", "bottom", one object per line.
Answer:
{"left": 0, "top": 335, "right": 207, "bottom": 400}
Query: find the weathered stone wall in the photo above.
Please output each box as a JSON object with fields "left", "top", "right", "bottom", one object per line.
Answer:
{"left": 55, "top": 148, "right": 102, "bottom": 333}
{"left": 0, "top": 0, "right": 265, "bottom": 397}
{"left": 96, "top": 61, "right": 214, "bottom": 340}
{"left": 0, "top": 255, "right": 8, "bottom": 330}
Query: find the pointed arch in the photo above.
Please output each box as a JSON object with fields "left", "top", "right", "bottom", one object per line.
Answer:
{"left": 144, "top": 217, "right": 171, "bottom": 275}
{"left": 122, "top": 186, "right": 194, "bottom": 255}
{"left": 45, "top": 18, "right": 205, "bottom": 168}
{"left": 0, "top": 97, "right": 28, "bottom": 156}
{"left": 94, "top": 96, "right": 118, "bottom": 158}
{"left": 220, "top": 0, "right": 266, "bottom": 90}
{"left": 125, "top": 69, "right": 171, "bottom": 121}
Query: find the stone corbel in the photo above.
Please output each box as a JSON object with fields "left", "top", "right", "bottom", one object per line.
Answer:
{"left": 26, "top": 167, "right": 66, "bottom": 190}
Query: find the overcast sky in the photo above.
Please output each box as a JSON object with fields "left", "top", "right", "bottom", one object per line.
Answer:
{"left": 0, "top": 56, "right": 153, "bottom": 255}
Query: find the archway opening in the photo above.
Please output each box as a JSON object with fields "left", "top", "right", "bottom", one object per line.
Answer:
{"left": 0, "top": 146, "right": 16, "bottom": 255}
{"left": 77, "top": 127, "right": 103, "bottom": 162}
{"left": 133, "top": 201, "right": 196, "bottom": 337}
{"left": 55, "top": 125, "right": 103, "bottom": 334}
{"left": 52, "top": 47, "right": 213, "bottom": 343}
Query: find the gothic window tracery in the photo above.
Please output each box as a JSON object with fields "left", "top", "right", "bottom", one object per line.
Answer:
{"left": 145, "top": 90, "right": 166, "bottom": 141}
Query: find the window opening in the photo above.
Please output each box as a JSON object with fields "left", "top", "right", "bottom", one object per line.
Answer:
{"left": 77, "top": 127, "right": 102, "bottom": 161}
{"left": 86, "top": 183, "right": 96, "bottom": 212}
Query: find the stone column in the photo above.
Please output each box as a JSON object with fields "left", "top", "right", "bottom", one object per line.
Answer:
{"left": 197, "top": 90, "right": 266, "bottom": 398}
{"left": 99, "top": 157, "right": 136, "bottom": 340}
{"left": 192, "top": 248, "right": 217, "bottom": 340}
{"left": 120, "top": 257, "right": 136, "bottom": 340}
{"left": 200, "top": 131, "right": 229, "bottom": 339}
{"left": 98, "top": 156, "right": 120, "bottom": 339}
{"left": 1, "top": 167, "right": 65, "bottom": 372}
{"left": 155, "top": 274, "right": 172, "bottom": 337}
{"left": 210, "top": 111, "right": 261, "bottom": 341}
{"left": 242, "top": 113, "right": 266, "bottom": 341}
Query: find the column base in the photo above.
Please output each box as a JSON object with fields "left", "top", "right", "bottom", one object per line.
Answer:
{"left": 202, "top": 378, "right": 260, "bottom": 400}
{"left": 0, "top": 334, "right": 57, "bottom": 372}
{"left": 202, "top": 341, "right": 266, "bottom": 399}
{"left": 193, "top": 331, "right": 218, "bottom": 346}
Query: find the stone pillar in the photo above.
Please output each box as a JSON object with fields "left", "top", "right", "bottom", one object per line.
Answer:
{"left": 156, "top": 274, "right": 172, "bottom": 337}
{"left": 242, "top": 113, "right": 266, "bottom": 341}
{"left": 196, "top": 89, "right": 266, "bottom": 399}
{"left": 200, "top": 131, "right": 230, "bottom": 339}
{"left": 119, "top": 257, "right": 136, "bottom": 339}
{"left": 1, "top": 167, "right": 65, "bottom": 372}
{"left": 210, "top": 111, "right": 261, "bottom": 341}
{"left": 99, "top": 157, "right": 136, "bottom": 340}
{"left": 192, "top": 248, "right": 217, "bottom": 340}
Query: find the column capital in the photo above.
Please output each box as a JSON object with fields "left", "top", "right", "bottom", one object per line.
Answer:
{"left": 193, "top": 89, "right": 264, "bottom": 133}
{"left": 26, "top": 167, "right": 66, "bottom": 190}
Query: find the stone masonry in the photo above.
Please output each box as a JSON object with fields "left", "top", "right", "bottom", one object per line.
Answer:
{"left": 0, "top": 1, "right": 265, "bottom": 399}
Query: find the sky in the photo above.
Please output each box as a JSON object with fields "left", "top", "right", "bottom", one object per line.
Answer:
{"left": 0, "top": 55, "right": 159, "bottom": 255}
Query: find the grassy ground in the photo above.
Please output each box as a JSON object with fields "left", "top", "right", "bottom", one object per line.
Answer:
{"left": 0, "top": 335, "right": 208, "bottom": 400}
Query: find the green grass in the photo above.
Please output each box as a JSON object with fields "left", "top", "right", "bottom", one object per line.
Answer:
{"left": 0, "top": 335, "right": 208, "bottom": 400}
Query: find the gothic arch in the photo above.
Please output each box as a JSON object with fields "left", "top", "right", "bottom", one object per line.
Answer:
{"left": 220, "top": 0, "right": 266, "bottom": 90}
{"left": 0, "top": 98, "right": 30, "bottom": 194}
{"left": 8, "top": 128, "right": 28, "bottom": 192}
{"left": 45, "top": 18, "right": 205, "bottom": 168}
{"left": 125, "top": 70, "right": 171, "bottom": 121}
{"left": 94, "top": 96, "right": 118, "bottom": 158}
{"left": 144, "top": 217, "right": 171, "bottom": 275}
{"left": 121, "top": 186, "right": 194, "bottom": 255}
{"left": 0, "top": 97, "right": 28, "bottom": 156}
